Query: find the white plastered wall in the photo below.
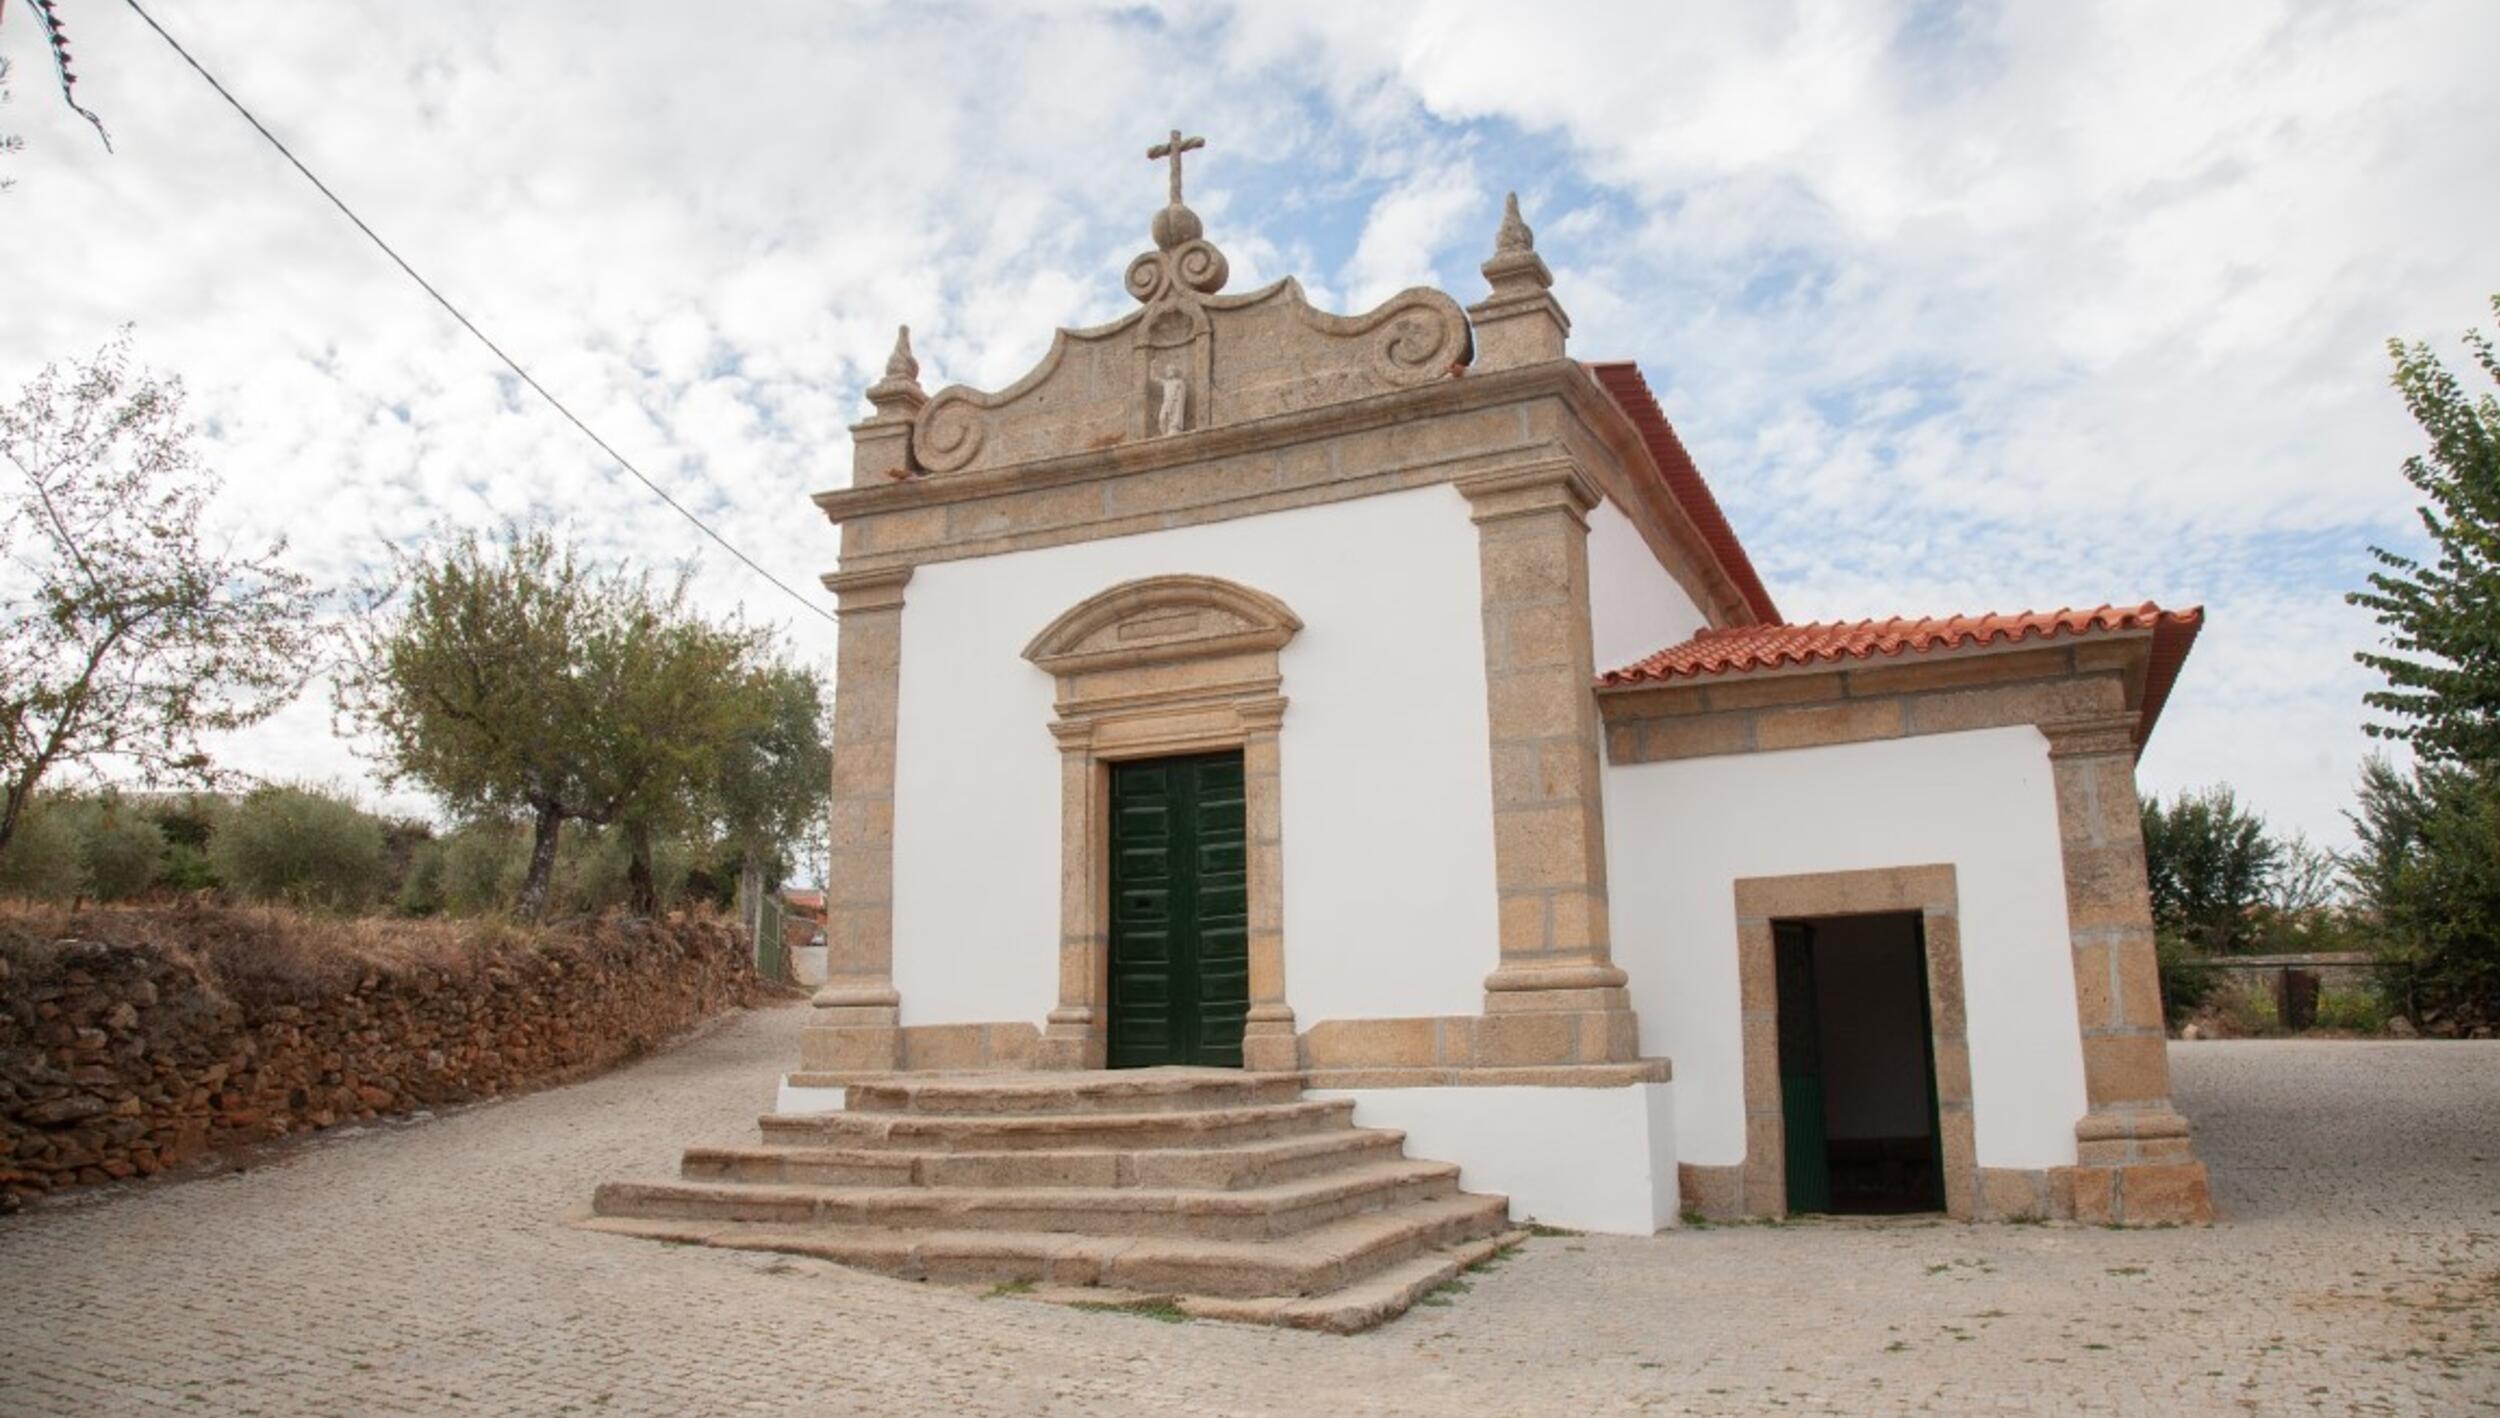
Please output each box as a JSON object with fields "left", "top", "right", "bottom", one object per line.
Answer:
{"left": 888, "top": 485, "right": 1502, "bottom": 1032}
{"left": 1586, "top": 495, "right": 1708, "bottom": 673}
{"left": 1309, "top": 1083, "right": 1677, "bottom": 1235}
{"left": 1603, "top": 725, "right": 2090, "bottom": 1170}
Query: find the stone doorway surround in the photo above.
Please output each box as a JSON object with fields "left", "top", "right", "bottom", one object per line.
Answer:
{"left": 1712, "top": 866, "right": 1978, "bottom": 1222}
{"left": 1022, "top": 574, "right": 1301, "bottom": 1072}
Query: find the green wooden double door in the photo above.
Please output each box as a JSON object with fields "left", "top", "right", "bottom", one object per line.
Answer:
{"left": 1107, "top": 751, "right": 1250, "bottom": 1069}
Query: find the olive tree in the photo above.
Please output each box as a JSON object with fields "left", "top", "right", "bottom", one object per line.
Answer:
{"left": 575, "top": 577, "right": 764, "bottom": 914}
{"left": 339, "top": 527, "right": 782, "bottom": 918}
{"left": 0, "top": 334, "right": 317, "bottom": 861}
{"left": 710, "top": 656, "right": 831, "bottom": 925}
{"left": 336, "top": 527, "right": 604, "bottom": 918}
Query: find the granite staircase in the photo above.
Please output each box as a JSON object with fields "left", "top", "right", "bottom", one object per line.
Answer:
{"left": 580, "top": 1069, "right": 1521, "bottom": 1331}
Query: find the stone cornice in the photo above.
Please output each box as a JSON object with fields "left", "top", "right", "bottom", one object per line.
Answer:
{"left": 810, "top": 359, "right": 1762, "bottom": 631}
{"left": 818, "top": 565, "right": 913, "bottom": 615}
{"left": 813, "top": 361, "right": 1600, "bottom": 523}
{"left": 1451, "top": 458, "right": 1603, "bottom": 524}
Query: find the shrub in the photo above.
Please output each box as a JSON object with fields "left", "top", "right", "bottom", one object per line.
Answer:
{"left": 2154, "top": 931, "right": 2215, "bottom": 1029}
{"left": 2314, "top": 986, "right": 2392, "bottom": 1034}
{"left": 141, "top": 792, "right": 225, "bottom": 852}
{"left": 397, "top": 838, "right": 449, "bottom": 916}
{"left": 209, "top": 784, "right": 389, "bottom": 910}
{"left": 537, "top": 826, "right": 694, "bottom": 916}
{"left": 2209, "top": 977, "right": 2279, "bottom": 1037}
{"left": 0, "top": 802, "right": 82, "bottom": 900}
{"left": 143, "top": 793, "right": 225, "bottom": 890}
{"left": 440, "top": 822, "right": 525, "bottom": 916}
{"left": 71, "top": 798, "right": 166, "bottom": 901}
{"left": 157, "top": 842, "right": 217, "bottom": 892}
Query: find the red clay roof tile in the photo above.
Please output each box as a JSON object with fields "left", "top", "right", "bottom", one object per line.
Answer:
{"left": 1599, "top": 603, "right": 2204, "bottom": 748}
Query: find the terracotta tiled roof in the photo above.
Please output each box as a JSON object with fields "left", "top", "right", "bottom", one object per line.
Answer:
{"left": 1586, "top": 362, "right": 1780, "bottom": 625}
{"left": 1599, "top": 603, "right": 2204, "bottom": 747}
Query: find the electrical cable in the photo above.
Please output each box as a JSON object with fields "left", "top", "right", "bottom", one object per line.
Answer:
{"left": 120, "top": 0, "right": 838, "bottom": 626}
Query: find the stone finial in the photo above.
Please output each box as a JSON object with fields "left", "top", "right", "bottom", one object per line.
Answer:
{"left": 865, "top": 324, "right": 928, "bottom": 418}
{"left": 1481, "top": 191, "right": 1553, "bottom": 292}
{"left": 882, "top": 324, "right": 919, "bottom": 384}
{"left": 857, "top": 324, "right": 928, "bottom": 487}
{"left": 1495, "top": 191, "right": 1535, "bottom": 255}
{"left": 1468, "top": 191, "right": 1569, "bottom": 371}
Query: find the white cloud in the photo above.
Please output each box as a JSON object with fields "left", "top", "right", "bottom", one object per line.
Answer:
{"left": 2, "top": 0, "right": 2490, "bottom": 849}
{"left": 1340, "top": 159, "right": 1482, "bottom": 307}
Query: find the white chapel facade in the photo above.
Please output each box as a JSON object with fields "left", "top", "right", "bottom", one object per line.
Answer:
{"left": 790, "top": 140, "right": 2215, "bottom": 1233}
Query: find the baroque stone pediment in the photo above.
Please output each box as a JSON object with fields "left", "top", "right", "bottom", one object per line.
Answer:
{"left": 1022, "top": 574, "right": 1303, "bottom": 676}
{"left": 911, "top": 270, "right": 1472, "bottom": 477}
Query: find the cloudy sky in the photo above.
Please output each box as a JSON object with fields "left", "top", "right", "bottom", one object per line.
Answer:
{"left": 5, "top": 0, "right": 2495, "bottom": 848}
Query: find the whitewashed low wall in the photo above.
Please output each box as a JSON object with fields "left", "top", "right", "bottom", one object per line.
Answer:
{"left": 1310, "top": 1083, "right": 1678, "bottom": 1234}
{"left": 775, "top": 1079, "right": 846, "bottom": 1115}
{"left": 1603, "top": 725, "right": 2089, "bottom": 1171}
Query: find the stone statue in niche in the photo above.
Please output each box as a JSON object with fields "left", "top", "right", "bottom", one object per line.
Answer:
{"left": 1154, "top": 361, "right": 1188, "bottom": 436}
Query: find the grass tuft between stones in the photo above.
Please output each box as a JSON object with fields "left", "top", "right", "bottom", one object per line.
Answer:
{"left": 1070, "top": 1297, "right": 1190, "bottom": 1323}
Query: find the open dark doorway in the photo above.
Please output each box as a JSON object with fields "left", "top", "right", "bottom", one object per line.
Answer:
{"left": 1773, "top": 912, "right": 1945, "bottom": 1215}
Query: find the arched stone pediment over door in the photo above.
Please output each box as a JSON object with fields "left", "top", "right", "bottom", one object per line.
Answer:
{"left": 1022, "top": 574, "right": 1302, "bottom": 1072}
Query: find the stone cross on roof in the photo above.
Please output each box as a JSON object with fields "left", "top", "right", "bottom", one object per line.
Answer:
{"left": 1147, "top": 128, "right": 1205, "bottom": 206}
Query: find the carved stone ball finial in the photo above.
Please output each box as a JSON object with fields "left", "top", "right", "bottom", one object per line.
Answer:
{"left": 1496, "top": 191, "right": 1535, "bottom": 254}
{"left": 1127, "top": 127, "right": 1230, "bottom": 302}
{"left": 885, "top": 325, "right": 919, "bottom": 382}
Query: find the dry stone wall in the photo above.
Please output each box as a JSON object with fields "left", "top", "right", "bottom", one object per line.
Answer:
{"left": 0, "top": 906, "right": 761, "bottom": 1210}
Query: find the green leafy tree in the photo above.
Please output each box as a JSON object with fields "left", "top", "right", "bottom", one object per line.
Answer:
{"left": 2348, "top": 758, "right": 2500, "bottom": 1031}
{"left": 2350, "top": 295, "right": 2500, "bottom": 768}
{"left": 0, "top": 334, "right": 319, "bottom": 861}
{"left": 337, "top": 527, "right": 605, "bottom": 918}
{"left": 574, "top": 576, "right": 763, "bottom": 914}
{"left": 2140, "top": 785, "right": 2278, "bottom": 954}
{"left": 340, "top": 529, "right": 776, "bottom": 918}
{"left": 2342, "top": 299, "right": 2500, "bottom": 1034}
{"left": 711, "top": 656, "right": 831, "bottom": 924}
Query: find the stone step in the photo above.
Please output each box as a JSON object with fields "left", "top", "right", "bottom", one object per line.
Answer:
{"left": 1022, "top": 1227, "right": 1532, "bottom": 1333}
{"left": 683, "top": 1126, "right": 1408, "bottom": 1191}
{"left": 595, "top": 1158, "right": 1460, "bottom": 1242}
{"left": 842, "top": 1069, "right": 1306, "bottom": 1117}
{"left": 575, "top": 1191, "right": 1516, "bottom": 1309}
{"left": 757, "top": 1098, "right": 1357, "bottom": 1153}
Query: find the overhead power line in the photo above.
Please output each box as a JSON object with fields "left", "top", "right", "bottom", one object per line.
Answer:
{"left": 120, "top": 0, "right": 838, "bottom": 627}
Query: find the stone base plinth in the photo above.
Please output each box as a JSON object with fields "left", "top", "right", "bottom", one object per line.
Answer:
{"left": 799, "top": 1022, "right": 899, "bottom": 1073}
{"left": 2050, "top": 1160, "right": 2215, "bottom": 1226}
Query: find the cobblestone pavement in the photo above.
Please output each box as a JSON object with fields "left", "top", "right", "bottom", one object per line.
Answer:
{"left": 2, "top": 1007, "right": 2493, "bottom": 1416}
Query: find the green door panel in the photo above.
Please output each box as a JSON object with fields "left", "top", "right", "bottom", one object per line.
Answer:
{"left": 1775, "top": 921, "right": 1833, "bottom": 1214}
{"left": 1108, "top": 751, "right": 1248, "bottom": 1068}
